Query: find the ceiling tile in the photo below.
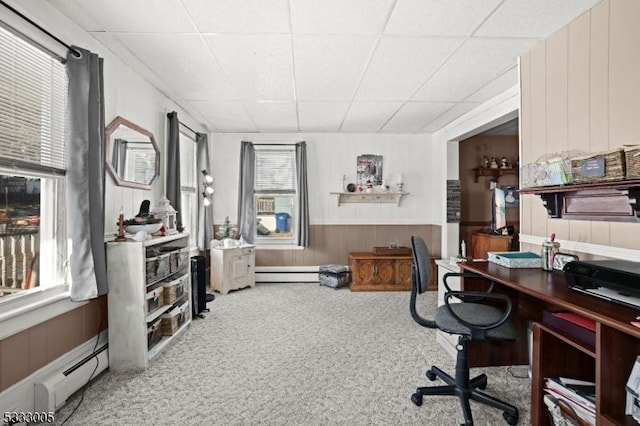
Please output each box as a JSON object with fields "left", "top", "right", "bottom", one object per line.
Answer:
{"left": 412, "top": 38, "right": 537, "bottom": 102}
{"left": 243, "top": 101, "right": 298, "bottom": 132}
{"left": 290, "top": 0, "right": 395, "bottom": 34}
{"left": 355, "top": 37, "right": 464, "bottom": 101}
{"left": 382, "top": 102, "right": 454, "bottom": 132}
{"left": 467, "top": 66, "right": 519, "bottom": 102}
{"left": 298, "top": 102, "right": 350, "bottom": 132}
{"left": 385, "top": 0, "right": 502, "bottom": 36}
{"left": 421, "top": 102, "right": 479, "bottom": 132}
{"left": 182, "top": 0, "right": 290, "bottom": 33}
{"left": 48, "top": 0, "right": 106, "bottom": 32}
{"left": 475, "top": 0, "right": 601, "bottom": 38}
{"left": 293, "top": 35, "right": 376, "bottom": 101}
{"left": 205, "top": 34, "right": 294, "bottom": 101}
{"left": 341, "top": 102, "right": 404, "bottom": 132}
{"left": 113, "top": 33, "right": 237, "bottom": 100}
{"left": 189, "top": 101, "right": 256, "bottom": 132}
{"left": 56, "top": 0, "right": 196, "bottom": 33}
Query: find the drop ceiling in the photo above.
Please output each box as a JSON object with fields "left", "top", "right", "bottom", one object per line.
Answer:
{"left": 48, "top": 0, "right": 600, "bottom": 134}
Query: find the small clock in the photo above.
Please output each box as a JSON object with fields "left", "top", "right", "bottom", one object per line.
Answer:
{"left": 553, "top": 253, "right": 579, "bottom": 271}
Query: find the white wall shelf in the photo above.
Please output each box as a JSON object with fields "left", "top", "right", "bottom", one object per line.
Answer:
{"left": 329, "top": 192, "right": 408, "bottom": 206}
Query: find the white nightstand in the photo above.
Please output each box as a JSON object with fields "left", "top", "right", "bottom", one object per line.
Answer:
{"left": 210, "top": 245, "right": 256, "bottom": 294}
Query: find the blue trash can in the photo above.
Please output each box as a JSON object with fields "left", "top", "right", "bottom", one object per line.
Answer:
{"left": 275, "top": 212, "right": 290, "bottom": 233}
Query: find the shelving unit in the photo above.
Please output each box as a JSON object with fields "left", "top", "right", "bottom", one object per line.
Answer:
{"left": 107, "top": 233, "right": 191, "bottom": 372}
{"left": 472, "top": 167, "right": 518, "bottom": 182}
{"left": 520, "top": 179, "right": 640, "bottom": 221}
{"left": 329, "top": 191, "right": 408, "bottom": 206}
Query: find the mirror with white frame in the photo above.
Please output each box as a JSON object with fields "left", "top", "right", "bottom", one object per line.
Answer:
{"left": 105, "top": 116, "right": 159, "bottom": 190}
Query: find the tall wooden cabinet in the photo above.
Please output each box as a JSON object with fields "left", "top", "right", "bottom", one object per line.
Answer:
{"left": 107, "top": 233, "right": 191, "bottom": 372}
{"left": 210, "top": 245, "right": 255, "bottom": 294}
{"left": 471, "top": 232, "right": 513, "bottom": 259}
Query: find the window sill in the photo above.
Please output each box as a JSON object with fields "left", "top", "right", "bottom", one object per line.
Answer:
{"left": 0, "top": 285, "right": 85, "bottom": 340}
{"left": 255, "top": 244, "right": 304, "bottom": 250}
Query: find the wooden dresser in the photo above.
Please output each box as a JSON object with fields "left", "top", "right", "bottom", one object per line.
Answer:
{"left": 348, "top": 251, "right": 437, "bottom": 291}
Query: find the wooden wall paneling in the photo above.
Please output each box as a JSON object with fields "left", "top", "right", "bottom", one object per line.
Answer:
{"left": 0, "top": 331, "right": 29, "bottom": 390}
{"left": 28, "top": 323, "right": 48, "bottom": 374}
{"left": 609, "top": 0, "right": 640, "bottom": 146}
{"left": 520, "top": 52, "right": 533, "bottom": 238}
{"left": 589, "top": 1, "right": 611, "bottom": 246}
{"left": 567, "top": 14, "right": 592, "bottom": 153}
{"left": 546, "top": 28, "right": 569, "bottom": 154}
{"left": 608, "top": 0, "right": 640, "bottom": 250}
{"left": 84, "top": 296, "right": 108, "bottom": 340}
{"left": 590, "top": 0, "right": 609, "bottom": 151}
{"left": 46, "top": 308, "right": 84, "bottom": 362}
{"left": 567, "top": 13, "right": 593, "bottom": 244}
{"left": 529, "top": 43, "right": 550, "bottom": 239}
{"left": 546, "top": 29, "right": 572, "bottom": 241}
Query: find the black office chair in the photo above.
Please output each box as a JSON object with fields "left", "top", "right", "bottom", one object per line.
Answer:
{"left": 409, "top": 235, "right": 519, "bottom": 425}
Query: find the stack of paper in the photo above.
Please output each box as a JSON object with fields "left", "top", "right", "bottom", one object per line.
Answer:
{"left": 544, "top": 377, "right": 595, "bottom": 425}
{"left": 626, "top": 356, "right": 640, "bottom": 422}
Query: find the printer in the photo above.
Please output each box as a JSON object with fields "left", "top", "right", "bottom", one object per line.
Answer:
{"left": 563, "top": 259, "right": 640, "bottom": 309}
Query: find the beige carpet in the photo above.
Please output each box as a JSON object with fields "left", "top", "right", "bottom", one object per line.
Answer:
{"left": 54, "top": 282, "right": 531, "bottom": 425}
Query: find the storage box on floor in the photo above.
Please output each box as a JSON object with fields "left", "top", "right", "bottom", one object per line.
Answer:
{"left": 319, "top": 264, "right": 350, "bottom": 288}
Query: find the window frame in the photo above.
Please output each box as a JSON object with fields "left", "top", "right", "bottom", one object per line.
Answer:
{"left": 179, "top": 129, "right": 198, "bottom": 250}
{"left": 253, "top": 146, "right": 298, "bottom": 246}
{"left": 0, "top": 20, "right": 70, "bottom": 325}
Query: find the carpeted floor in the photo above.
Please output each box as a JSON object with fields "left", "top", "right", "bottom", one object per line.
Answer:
{"left": 53, "top": 283, "right": 531, "bottom": 425}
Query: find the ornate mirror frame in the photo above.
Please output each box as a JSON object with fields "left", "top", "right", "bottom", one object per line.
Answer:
{"left": 105, "top": 116, "right": 160, "bottom": 190}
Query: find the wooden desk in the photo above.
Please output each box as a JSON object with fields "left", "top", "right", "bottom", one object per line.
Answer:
{"left": 459, "top": 261, "right": 640, "bottom": 426}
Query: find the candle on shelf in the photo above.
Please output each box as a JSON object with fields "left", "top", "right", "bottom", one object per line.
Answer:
{"left": 396, "top": 174, "right": 404, "bottom": 192}
{"left": 115, "top": 210, "right": 127, "bottom": 242}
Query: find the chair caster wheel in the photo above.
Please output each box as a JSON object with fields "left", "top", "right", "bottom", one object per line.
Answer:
{"left": 411, "top": 393, "right": 423, "bottom": 406}
{"left": 503, "top": 411, "right": 518, "bottom": 425}
{"left": 426, "top": 370, "right": 437, "bottom": 381}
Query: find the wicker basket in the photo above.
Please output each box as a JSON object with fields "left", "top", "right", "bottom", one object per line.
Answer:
{"left": 163, "top": 275, "right": 187, "bottom": 305}
{"left": 570, "top": 149, "right": 625, "bottom": 183}
{"left": 161, "top": 306, "right": 186, "bottom": 336}
{"left": 625, "top": 145, "right": 640, "bottom": 179}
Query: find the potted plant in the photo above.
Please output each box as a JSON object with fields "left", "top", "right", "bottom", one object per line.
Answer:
{"left": 217, "top": 216, "right": 237, "bottom": 247}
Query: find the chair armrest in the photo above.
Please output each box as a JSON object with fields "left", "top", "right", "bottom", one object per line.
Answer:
{"left": 443, "top": 291, "right": 512, "bottom": 332}
{"left": 442, "top": 272, "right": 495, "bottom": 299}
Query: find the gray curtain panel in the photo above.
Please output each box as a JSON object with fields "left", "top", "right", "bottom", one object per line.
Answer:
{"left": 196, "top": 133, "right": 213, "bottom": 250}
{"left": 166, "top": 112, "right": 183, "bottom": 231}
{"left": 65, "top": 46, "right": 108, "bottom": 301}
{"left": 237, "top": 141, "right": 255, "bottom": 243}
{"left": 296, "top": 142, "right": 309, "bottom": 247}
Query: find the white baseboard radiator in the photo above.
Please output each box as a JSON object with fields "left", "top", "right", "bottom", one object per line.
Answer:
{"left": 34, "top": 334, "right": 109, "bottom": 412}
{"left": 255, "top": 266, "right": 320, "bottom": 283}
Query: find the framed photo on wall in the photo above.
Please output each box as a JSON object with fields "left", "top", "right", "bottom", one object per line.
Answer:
{"left": 501, "top": 185, "right": 519, "bottom": 208}
{"left": 357, "top": 154, "right": 383, "bottom": 186}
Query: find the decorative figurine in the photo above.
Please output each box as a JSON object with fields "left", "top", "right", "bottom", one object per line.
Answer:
{"left": 483, "top": 156, "right": 489, "bottom": 168}
{"left": 115, "top": 211, "right": 128, "bottom": 242}
{"left": 500, "top": 157, "right": 509, "bottom": 168}
{"left": 490, "top": 157, "right": 499, "bottom": 169}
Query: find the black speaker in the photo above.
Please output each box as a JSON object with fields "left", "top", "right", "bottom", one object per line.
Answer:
{"left": 190, "top": 255, "right": 208, "bottom": 318}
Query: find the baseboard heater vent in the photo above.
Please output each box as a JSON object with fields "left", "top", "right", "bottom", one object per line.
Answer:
{"left": 34, "top": 343, "right": 109, "bottom": 412}
{"left": 255, "top": 266, "right": 320, "bottom": 283}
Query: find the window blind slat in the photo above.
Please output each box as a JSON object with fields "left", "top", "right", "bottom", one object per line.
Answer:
{"left": 255, "top": 149, "right": 295, "bottom": 191}
{"left": 0, "top": 25, "right": 66, "bottom": 171}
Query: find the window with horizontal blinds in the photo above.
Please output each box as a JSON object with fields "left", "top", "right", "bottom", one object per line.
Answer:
{"left": 255, "top": 149, "right": 296, "bottom": 193}
{"left": 0, "top": 24, "right": 67, "bottom": 172}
